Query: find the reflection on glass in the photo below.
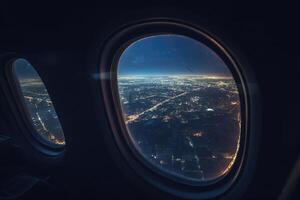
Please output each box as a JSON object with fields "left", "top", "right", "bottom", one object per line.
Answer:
{"left": 13, "top": 58, "right": 65, "bottom": 146}
{"left": 117, "top": 35, "right": 241, "bottom": 182}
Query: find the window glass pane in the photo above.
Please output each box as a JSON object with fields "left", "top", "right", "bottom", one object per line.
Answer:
{"left": 12, "top": 58, "right": 65, "bottom": 147}
{"left": 117, "top": 35, "right": 241, "bottom": 182}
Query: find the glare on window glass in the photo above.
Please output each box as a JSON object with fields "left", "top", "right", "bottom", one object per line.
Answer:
{"left": 12, "top": 58, "right": 65, "bottom": 147}
{"left": 117, "top": 35, "right": 241, "bottom": 182}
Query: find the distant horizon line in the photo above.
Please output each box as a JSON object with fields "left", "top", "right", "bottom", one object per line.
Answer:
{"left": 118, "top": 74, "right": 233, "bottom": 79}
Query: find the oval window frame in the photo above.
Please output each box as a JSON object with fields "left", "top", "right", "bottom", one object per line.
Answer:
{"left": 4, "top": 56, "right": 66, "bottom": 157}
{"left": 99, "top": 20, "right": 252, "bottom": 199}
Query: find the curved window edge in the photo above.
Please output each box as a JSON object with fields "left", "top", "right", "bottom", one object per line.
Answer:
{"left": 98, "top": 20, "right": 257, "bottom": 199}
{"left": 3, "top": 56, "right": 66, "bottom": 157}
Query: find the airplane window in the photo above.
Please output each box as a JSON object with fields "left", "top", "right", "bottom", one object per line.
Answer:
{"left": 117, "top": 35, "right": 241, "bottom": 183}
{"left": 12, "top": 58, "right": 65, "bottom": 147}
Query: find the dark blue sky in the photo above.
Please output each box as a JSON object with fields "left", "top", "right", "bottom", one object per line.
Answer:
{"left": 118, "top": 35, "right": 231, "bottom": 76}
{"left": 13, "top": 58, "right": 40, "bottom": 80}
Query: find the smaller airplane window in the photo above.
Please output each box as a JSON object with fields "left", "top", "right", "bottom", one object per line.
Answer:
{"left": 12, "top": 58, "right": 65, "bottom": 147}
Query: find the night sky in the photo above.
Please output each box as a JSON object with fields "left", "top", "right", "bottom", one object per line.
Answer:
{"left": 118, "top": 35, "right": 232, "bottom": 76}
{"left": 13, "top": 58, "right": 40, "bottom": 80}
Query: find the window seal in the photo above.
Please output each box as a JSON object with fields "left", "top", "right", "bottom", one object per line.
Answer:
{"left": 3, "top": 55, "right": 65, "bottom": 157}
{"left": 99, "top": 19, "right": 254, "bottom": 199}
